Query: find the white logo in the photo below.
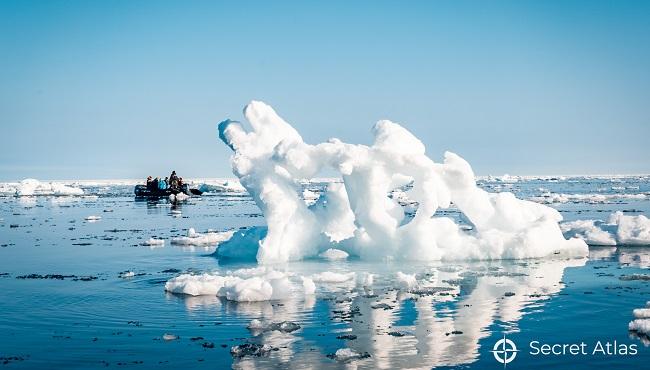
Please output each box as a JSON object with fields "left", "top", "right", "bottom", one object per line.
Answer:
{"left": 491, "top": 334, "right": 519, "bottom": 366}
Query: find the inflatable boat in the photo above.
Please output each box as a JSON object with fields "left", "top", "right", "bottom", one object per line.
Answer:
{"left": 134, "top": 184, "right": 202, "bottom": 197}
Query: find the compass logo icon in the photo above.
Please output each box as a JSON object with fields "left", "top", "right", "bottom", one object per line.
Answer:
{"left": 491, "top": 334, "right": 519, "bottom": 367}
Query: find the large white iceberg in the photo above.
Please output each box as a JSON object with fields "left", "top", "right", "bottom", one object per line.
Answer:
{"left": 215, "top": 101, "right": 587, "bottom": 263}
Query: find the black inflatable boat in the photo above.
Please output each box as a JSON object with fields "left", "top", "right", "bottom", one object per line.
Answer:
{"left": 134, "top": 184, "right": 202, "bottom": 197}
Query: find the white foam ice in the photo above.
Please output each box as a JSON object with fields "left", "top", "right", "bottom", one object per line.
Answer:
{"left": 216, "top": 101, "right": 587, "bottom": 263}
{"left": 164, "top": 267, "right": 315, "bottom": 302}
{"left": 85, "top": 215, "right": 101, "bottom": 222}
{"left": 395, "top": 271, "right": 418, "bottom": 290}
{"left": 142, "top": 238, "right": 165, "bottom": 246}
{"left": 560, "top": 220, "right": 617, "bottom": 246}
{"left": 10, "top": 179, "right": 84, "bottom": 196}
{"left": 170, "top": 228, "right": 234, "bottom": 246}
{"left": 629, "top": 302, "right": 650, "bottom": 337}
{"left": 562, "top": 212, "right": 650, "bottom": 246}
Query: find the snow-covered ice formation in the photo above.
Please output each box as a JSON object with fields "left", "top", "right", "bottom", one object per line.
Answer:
{"left": 215, "top": 101, "right": 588, "bottom": 263}
{"left": 12, "top": 179, "right": 84, "bottom": 196}
{"left": 164, "top": 267, "right": 313, "bottom": 302}
{"left": 170, "top": 228, "right": 234, "bottom": 246}
{"left": 562, "top": 212, "right": 650, "bottom": 246}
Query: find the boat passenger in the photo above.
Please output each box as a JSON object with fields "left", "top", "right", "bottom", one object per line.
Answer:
{"left": 146, "top": 176, "right": 153, "bottom": 190}
{"left": 169, "top": 171, "right": 179, "bottom": 189}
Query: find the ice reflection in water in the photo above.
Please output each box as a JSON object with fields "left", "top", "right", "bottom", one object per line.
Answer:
{"left": 171, "top": 258, "right": 587, "bottom": 369}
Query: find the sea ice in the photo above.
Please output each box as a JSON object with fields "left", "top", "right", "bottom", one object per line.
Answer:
{"left": 170, "top": 228, "right": 234, "bottom": 246}
{"left": 142, "top": 238, "right": 165, "bottom": 246}
{"left": 14, "top": 179, "right": 84, "bottom": 196}
{"left": 85, "top": 215, "right": 101, "bottom": 222}
{"left": 216, "top": 101, "right": 587, "bottom": 263}
{"left": 562, "top": 212, "right": 650, "bottom": 246}
{"left": 164, "top": 268, "right": 314, "bottom": 302}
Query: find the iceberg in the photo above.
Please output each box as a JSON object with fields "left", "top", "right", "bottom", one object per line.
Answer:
{"left": 216, "top": 101, "right": 587, "bottom": 263}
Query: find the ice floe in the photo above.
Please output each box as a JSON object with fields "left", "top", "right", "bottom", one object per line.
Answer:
{"left": 164, "top": 268, "right": 315, "bottom": 302}
{"left": 142, "top": 238, "right": 165, "bottom": 246}
{"left": 629, "top": 302, "right": 650, "bottom": 338}
{"left": 170, "top": 228, "right": 234, "bottom": 246}
{"left": 216, "top": 101, "right": 587, "bottom": 263}
{"left": 562, "top": 212, "right": 650, "bottom": 246}
{"left": 11, "top": 179, "right": 84, "bottom": 196}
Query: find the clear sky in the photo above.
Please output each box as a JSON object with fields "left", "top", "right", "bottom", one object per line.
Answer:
{"left": 1, "top": 0, "right": 649, "bottom": 181}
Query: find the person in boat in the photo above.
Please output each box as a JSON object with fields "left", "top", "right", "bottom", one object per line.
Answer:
{"left": 146, "top": 176, "right": 153, "bottom": 190}
{"left": 152, "top": 177, "right": 159, "bottom": 190}
{"left": 178, "top": 177, "right": 184, "bottom": 189}
{"left": 169, "top": 171, "right": 179, "bottom": 189}
{"left": 160, "top": 177, "right": 168, "bottom": 190}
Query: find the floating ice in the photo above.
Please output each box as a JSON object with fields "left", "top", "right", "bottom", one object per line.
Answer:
{"left": 319, "top": 248, "right": 349, "bottom": 260}
{"left": 14, "top": 179, "right": 84, "bottom": 196}
{"left": 329, "top": 348, "right": 370, "bottom": 361}
{"left": 162, "top": 333, "right": 179, "bottom": 341}
{"left": 217, "top": 101, "right": 587, "bottom": 263}
{"left": 629, "top": 302, "right": 650, "bottom": 337}
{"left": 170, "top": 228, "right": 234, "bottom": 246}
{"left": 247, "top": 319, "right": 301, "bottom": 333}
{"left": 142, "top": 238, "right": 165, "bottom": 246}
{"left": 169, "top": 193, "right": 190, "bottom": 203}
{"left": 562, "top": 212, "right": 650, "bottom": 246}
{"left": 164, "top": 268, "right": 314, "bottom": 302}
{"left": 560, "top": 220, "right": 616, "bottom": 246}
{"left": 85, "top": 215, "right": 101, "bottom": 222}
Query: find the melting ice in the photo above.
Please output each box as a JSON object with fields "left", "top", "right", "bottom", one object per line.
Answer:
{"left": 215, "top": 101, "right": 588, "bottom": 263}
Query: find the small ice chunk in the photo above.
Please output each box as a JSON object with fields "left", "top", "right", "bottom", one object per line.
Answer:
{"left": 609, "top": 212, "right": 650, "bottom": 246}
{"left": 633, "top": 308, "right": 650, "bottom": 319}
{"left": 319, "top": 248, "right": 349, "bottom": 260}
{"left": 328, "top": 348, "right": 370, "bottom": 361}
{"left": 230, "top": 343, "right": 274, "bottom": 358}
{"left": 143, "top": 238, "right": 165, "bottom": 246}
{"left": 171, "top": 228, "right": 234, "bottom": 246}
{"left": 247, "top": 319, "right": 301, "bottom": 333}
{"left": 85, "top": 215, "right": 101, "bottom": 221}
{"left": 629, "top": 319, "right": 650, "bottom": 335}
{"left": 162, "top": 333, "right": 179, "bottom": 341}
{"left": 119, "top": 271, "right": 135, "bottom": 278}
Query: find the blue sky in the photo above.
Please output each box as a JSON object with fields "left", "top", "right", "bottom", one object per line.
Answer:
{"left": 1, "top": 0, "right": 649, "bottom": 180}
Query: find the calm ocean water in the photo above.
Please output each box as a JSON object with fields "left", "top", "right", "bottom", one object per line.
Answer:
{"left": 1, "top": 176, "right": 649, "bottom": 369}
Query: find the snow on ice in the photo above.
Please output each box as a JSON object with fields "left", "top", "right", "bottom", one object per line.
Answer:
{"left": 215, "top": 101, "right": 587, "bottom": 263}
